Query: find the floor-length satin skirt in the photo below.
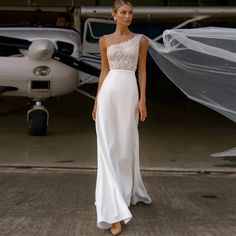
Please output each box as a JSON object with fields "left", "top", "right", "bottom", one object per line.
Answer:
{"left": 95, "top": 69, "right": 152, "bottom": 230}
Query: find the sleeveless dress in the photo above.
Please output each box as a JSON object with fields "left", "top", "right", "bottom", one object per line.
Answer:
{"left": 95, "top": 34, "right": 152, "bottom": 230}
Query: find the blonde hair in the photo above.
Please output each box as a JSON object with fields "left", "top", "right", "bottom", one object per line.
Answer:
{"left": 112, "top": 0, "right": 133, "bottom": 13}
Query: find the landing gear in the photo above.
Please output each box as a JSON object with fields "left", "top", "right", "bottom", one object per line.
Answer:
{"left": 27, "top": 101, "right": 49, "bottom": 136}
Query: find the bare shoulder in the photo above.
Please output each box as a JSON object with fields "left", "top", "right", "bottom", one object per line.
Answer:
{"left": 99, "top": 33, "right": 114, "bottom": 48}
{"left": 99, "top": 35, "right": 108, "bottom": 49}
{"left": 99, "top": 35, "right": 106, "bottom": 44}
{"left": 101, "top": 33, "right": 115, "bottom": 39}
{"left": 139, "top": 34, "right": 148, "bottom": 46}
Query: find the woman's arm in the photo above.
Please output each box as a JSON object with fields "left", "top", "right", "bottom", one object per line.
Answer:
{"left": 137, "top": 35, "right": 148, "bottom": 122}
{"left": 92, "top": 36, "right": 109, "bottom": 121}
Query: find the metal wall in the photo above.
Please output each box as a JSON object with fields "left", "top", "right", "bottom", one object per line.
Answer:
{"left": 0, "top": 0, "right": 89, "bottom": 6}
{"left": 0, "top": 0, "right": 236, "bottom": 6}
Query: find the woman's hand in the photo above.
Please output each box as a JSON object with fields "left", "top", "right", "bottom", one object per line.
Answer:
{"left": 137, "top": 99, "right": 147, "bottom": 122}
{"left": 92, "top": 101, "right": 97, "bottom": 121}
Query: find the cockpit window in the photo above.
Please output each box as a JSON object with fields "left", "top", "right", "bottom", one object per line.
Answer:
{"left": 0, "top": 46, "right": 23, "bottom": 57}
{"left": 86, "top": 21, "right": 116, "bottom": 43}
{"left": 56, "top": 41, "right": 74, "bottom": 56}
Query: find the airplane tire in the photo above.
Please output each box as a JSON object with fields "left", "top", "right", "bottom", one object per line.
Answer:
{"left": 28, "top": 109, "right": 48, "bottom": 136}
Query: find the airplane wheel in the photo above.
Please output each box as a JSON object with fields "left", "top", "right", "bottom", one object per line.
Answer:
{"left": 28, "top": 109, "right": 48, "bottom": 136}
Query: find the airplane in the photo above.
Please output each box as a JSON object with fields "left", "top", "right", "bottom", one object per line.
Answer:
{"left": 1, "top": 6, "right": 236, "bottom": 137}
{"left": 0, "top": 20, "right": 101, "bottom": 136}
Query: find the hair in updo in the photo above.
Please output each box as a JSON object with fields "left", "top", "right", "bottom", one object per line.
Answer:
{"left": 112, "top": 0, "right": 133, "bottom": 13}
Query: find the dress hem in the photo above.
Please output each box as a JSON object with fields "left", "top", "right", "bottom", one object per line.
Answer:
{"left": 97, "top": 215, "right": 132, "bottom": 229}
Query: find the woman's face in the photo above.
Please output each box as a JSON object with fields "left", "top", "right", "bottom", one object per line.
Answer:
{"left": 114, "top": 4, "right": 133, "bottom": 27}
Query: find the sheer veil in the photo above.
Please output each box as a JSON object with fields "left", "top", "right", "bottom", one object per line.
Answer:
{"left": 147, "top": 27, "right": 236, "bottom": 157}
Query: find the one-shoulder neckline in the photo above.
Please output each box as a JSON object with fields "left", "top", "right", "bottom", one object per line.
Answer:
{"left": 106, "top": 34, "right": 140, "bottom": 50}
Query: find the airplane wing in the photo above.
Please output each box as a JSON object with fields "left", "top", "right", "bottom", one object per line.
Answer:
{"left": 0, "top": 35, "right": 100, "bottom": 77}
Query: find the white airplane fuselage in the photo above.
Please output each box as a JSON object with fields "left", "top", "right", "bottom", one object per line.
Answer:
{"left": 0, "top": 27, "right": 81, "bottom": 99}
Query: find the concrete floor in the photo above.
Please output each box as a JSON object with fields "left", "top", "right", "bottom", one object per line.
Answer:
{"left": 0, "top": 91, "right": 236, "bottom": 236}
{"left": 0, "top": 169, "right": 235, "bottom": 236}
{"left": 0, "top": 92, "right": 236, "bottom": 172}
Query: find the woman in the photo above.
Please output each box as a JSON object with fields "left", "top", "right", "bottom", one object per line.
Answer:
{"left": 92, "top": 0, "right": 152, "bottom": 235}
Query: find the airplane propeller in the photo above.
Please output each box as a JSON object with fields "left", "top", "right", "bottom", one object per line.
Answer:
{"left": 0, "top": 35, "right": 31, "bottom": 49}
{"left": 0, "top": 35, "right": 100, "bottom": 77}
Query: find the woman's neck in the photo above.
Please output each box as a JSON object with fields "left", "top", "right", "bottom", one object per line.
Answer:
{"left": 114, "top": 24, "right": 131, "bottom": 36}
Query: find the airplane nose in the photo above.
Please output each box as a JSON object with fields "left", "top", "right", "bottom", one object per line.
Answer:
{"left": 28, "top": 39, "right": 54, "bottom": 60}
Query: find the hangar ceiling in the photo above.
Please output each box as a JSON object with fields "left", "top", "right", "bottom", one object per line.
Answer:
{"left": 0, "top": 0, "right": 236, "bottom": 6}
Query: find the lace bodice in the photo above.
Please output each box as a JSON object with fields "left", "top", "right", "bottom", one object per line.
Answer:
{"left": 106, "top": 34, "right": 142, "bottom": 71}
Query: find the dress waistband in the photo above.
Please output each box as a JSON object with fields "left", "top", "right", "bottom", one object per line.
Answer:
{"left": 109, "top": 69, "right": 135, "bottom": 73}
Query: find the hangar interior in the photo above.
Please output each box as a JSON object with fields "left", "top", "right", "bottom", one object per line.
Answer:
{"left": 0, "top": 1, "right": 235, "bottom": 171}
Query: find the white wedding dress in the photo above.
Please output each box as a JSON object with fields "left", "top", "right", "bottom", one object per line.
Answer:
{"left": 95, "top": 34, "right": 152, "bottom": 230}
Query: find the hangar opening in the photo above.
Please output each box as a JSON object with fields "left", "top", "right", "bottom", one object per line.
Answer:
{"left": 0, "top": 3, "right": 235, "bottom": 170}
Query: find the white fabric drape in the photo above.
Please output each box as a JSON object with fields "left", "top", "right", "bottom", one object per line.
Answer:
{"left": 147, "top": 27, "right": 236, "bottom": 157}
